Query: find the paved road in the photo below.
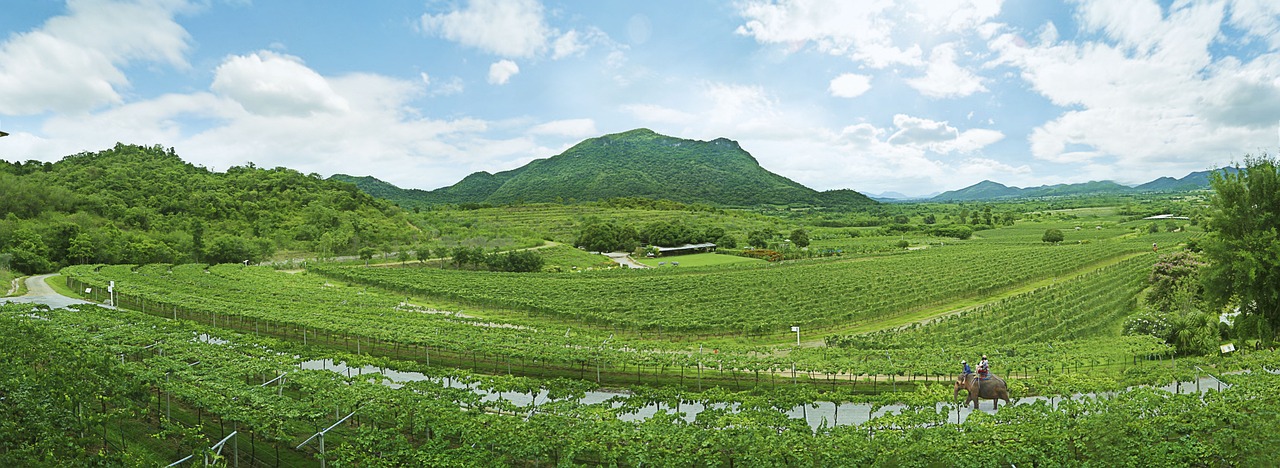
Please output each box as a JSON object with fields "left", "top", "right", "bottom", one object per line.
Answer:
{"left": 602, "top": 252, "right": 650, "bottom": 269}
{"left": 0, "top": 274, "right": 95, "bottom": 309}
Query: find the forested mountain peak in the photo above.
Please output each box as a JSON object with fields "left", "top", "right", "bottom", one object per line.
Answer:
{"left": 351, "top": 128, "right": 871, "bottom": 208}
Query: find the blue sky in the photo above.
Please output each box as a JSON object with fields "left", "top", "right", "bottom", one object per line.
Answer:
{"left": 2, "top": 0, "right": 1278, "bottom": 197}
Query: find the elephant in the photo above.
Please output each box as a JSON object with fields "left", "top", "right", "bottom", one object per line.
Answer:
{"left": 954, "top": 373, "right": 1011, "bottom": 410}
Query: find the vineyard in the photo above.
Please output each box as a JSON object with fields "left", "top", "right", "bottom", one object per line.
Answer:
{"left": 59, "top": 226, "right": 1189, "bottom": 390}
{"left": 32, "top": 201, "right": 1274, "bottom": 466}
{"left": 310, "top": 240, "right": 1157, "bottom": 334}
{"left": 4, "top": 301, "right": 1278, "bottom": 466}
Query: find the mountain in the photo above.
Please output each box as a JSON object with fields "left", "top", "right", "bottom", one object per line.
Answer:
{"left": 1134, "top": 167, "right": 1238, "bottom": 192}
{"left": 931, "top": 180, "right": 1023, "bottom": 201}
{"left": 933, "top": 168, "right": 1232, "bottom": 202}
{"left": 0, "top": 143, "right": 415, "bottom": 272}
{"left": 338, "top": 129, "right": 874, "bottom": 207}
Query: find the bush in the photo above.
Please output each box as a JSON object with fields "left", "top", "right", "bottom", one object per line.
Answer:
{"left": 1042, "top": 229, "right": 1064, "bottom": 244}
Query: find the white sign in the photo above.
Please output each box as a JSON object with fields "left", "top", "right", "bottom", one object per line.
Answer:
{"left": 1220, "top": 343, "right": 1236, "bottom": 354}
{"left": 790, "top": 326, "right": 799, "bottom": 332}
{"left": 85, "top": 288, "right": 91, "bottom": 294}
{"left": 108, "top": 281, "right": 115, "bottom": 293}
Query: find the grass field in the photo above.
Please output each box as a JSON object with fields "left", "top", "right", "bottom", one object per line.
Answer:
{"left": 634, "top": 252, "right": 764, "bottom": 268}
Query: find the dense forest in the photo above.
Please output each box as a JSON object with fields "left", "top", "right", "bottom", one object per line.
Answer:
{"left": 0, "top": 144, "right": 416, "bottom": 273}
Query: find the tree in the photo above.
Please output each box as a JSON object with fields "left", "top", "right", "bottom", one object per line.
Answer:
{"left": 5, "top": 228, "right": 53, "bottom": 274}
{"left": 641, "top": 220, "right": 691, "bottom": 247}
{"left": 1203, "top": 155, "right": 1280, "bottom": 342}
{"left": 1042, "top": 229, "right": 1064, "bottom": 244}
{"left": 68, "top": 232, "right": 94, "bottom": 265}
{"left": 922, "top": 214, "right": 937, "bottom": 225}
{"left": 716, "top": 234, "right": 738, "bottom": 249}
{"left": 204, "top": 235, "right": 254, "bottom": 265}
{"left": 746, "top": 229, "right": 775, "bottom": 249}
{"left": 358, "top": 247, "right": 377, "bottom": 266}
{"left": 575, "top": 221, "right": 638, "bottom": 253}
{"left": 789, "top": 229, "right": 810, "bottom": 248}
{"left": 1146, "top": 252, "right": 1206, "bottom": 313}
{"left": 415, "top": 244, "right": 431, "bottom": 264}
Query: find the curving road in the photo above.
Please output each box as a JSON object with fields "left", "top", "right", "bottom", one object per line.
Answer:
{"left": 0, "top": 274, "right": 95, "bottom": 309}
{"left": 602, "top": 252, "right": 650, "bottom": 269}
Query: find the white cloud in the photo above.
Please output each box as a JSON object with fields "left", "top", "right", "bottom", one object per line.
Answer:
{"left": 735, "top": 0, "right": 1003, "bottom": 68}
{"left": 0, "top": 0, "right": 192, "bottom": 114}
{"left": 528, "top": 118, "right": 597, "bottom": 138}
{"left": 906, "top": 43, "right": 987, "bottom": 98}
{"left": 431, "top": 76, "right": 466, "bottom": 96}
{"left": 1227, "top": 0, "right": 1280, "bottom": 49}
{"left": 618, "top": 79, "right": 1009, "bottom": 194}
{"left": 828, "top": 73, "right": 872, "bottom": 98}
{"left": 419, "top": 0, "right": 601, "bottom": 61}
{"left": 488, "top": 60, "right": 520, "bottom": 85}
{"left": 421, "top": 0, "right": 550, "bottom": 58}
{"left": 993, "top": 0, "right": 1273, "bottom": 176}
{"left": 16, "top": 52, "right": 554, "bottom": 191}
{"left": 212, "top": 51, "right": 349, "bottom": 117}
{"left": 888, "top": 114, "right": 1004, "bottom": 153}
{"left": 552, "top": 30, "right": 587, "bottom": 59}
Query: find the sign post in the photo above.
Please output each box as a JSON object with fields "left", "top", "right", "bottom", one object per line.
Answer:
{"left": 791, "top": 326, "right": 800, "bottom": 346}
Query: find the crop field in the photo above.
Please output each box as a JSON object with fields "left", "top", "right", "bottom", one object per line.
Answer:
{"left": 310, "top": 238, "right": 1165, "bottom": 334}
{"left": 60, "top": 217, "right": 1195, "bottom": 382}
{"left": 6, "top": 301, "right": 1276, "bottom": 466}
{"left": 43, "top": 201, "right": 1277, "bottom": 466}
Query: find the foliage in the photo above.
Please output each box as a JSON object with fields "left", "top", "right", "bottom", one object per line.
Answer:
{"left": 1121, "top": 252, "right": 1217, "bottom": 355}
{"left": 1145, "top": 251, "right": 1206, "bottom": 313}
{"left": 746, "top": 229, "right": 775, "bottom": 249}
{"left": 0, "top": 144, "right": 415, "bottom": 272}
{"left": 639, "top": 219, "right": 695, "bottom": 247}
{"left": 575, "top": 221, "right": 638, "bottom": 252}
{"left": 789, "top": 228, "right": 810, "bottom": 248}
{"left": 1202, "top": 154, "right": 1280, "bottom": 342}
{"left": 1042, "top": 228, "right": 1064, "bottom": 243}
{"left": 927, "top": 224, "right": 972, "bottom": 240}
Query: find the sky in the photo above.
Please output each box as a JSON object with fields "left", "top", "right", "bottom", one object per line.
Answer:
{"left": 1, "top": 0, "right": 1279, "bottom": 197}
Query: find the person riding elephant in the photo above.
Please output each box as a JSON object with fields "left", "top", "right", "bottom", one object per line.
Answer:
{"left": 962, "top": 360, "right": 972, "bottom": 377}
{"left": 977, "top": 355, "right": 990, "bottom": 380}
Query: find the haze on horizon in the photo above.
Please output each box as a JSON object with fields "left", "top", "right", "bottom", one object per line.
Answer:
{"left": 1, "top": 0, "right": 1278, "bottom": 198}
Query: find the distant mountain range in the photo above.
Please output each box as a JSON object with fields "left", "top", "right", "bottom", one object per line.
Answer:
{"left": 332, "top": 128, "right": 874, "bottom": 208}
{"left": 331, "top": 128, "right": 1236, "bottom": 207}
{"left": 927, "top": 168, "right": 1236, "bottom": 202}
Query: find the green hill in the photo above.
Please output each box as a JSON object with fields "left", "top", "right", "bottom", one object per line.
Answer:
{"left": 933, "top": 170, "right": 1232, "bottom": 202}
{"left": 0, "top": 144, "right": 415, "bottom": 273}
{"left": 338, "top": 129, "right": 874, "bottom": 208}
{"left": 931, "top": 180, "right": 1022, "bottom": 201}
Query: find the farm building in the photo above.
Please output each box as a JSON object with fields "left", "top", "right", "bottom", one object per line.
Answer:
{"left": 653, "top": 243, "right": 717, "bottom": 256}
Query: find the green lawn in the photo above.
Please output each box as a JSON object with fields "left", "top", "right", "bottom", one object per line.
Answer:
{"left": 634, "top": 252, "right": 764, "bottom": 268}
